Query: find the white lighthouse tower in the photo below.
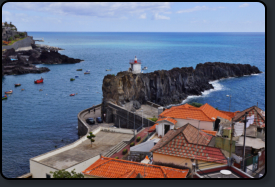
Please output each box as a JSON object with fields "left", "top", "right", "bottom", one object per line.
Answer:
{"left": 129, "top": 56, "right": 141, "bottom": 74}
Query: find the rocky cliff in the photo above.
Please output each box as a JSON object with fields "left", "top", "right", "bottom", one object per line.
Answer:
{"left": 102, "top": 62, "right": 261, "bottom": 107}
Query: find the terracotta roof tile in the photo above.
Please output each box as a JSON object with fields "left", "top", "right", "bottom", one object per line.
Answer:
{"left": 151, "top": 124, "right": 227, "bottom": 164}
{"left": 202, "top": 130, "right": 217, "bottom": 136}
{"left": 160, "top": 103, "right": 232, "bottom": 122}
{"left": 156, "top": 117, "right": 177, "bottom": 124}
{"left": 82, "top": 157, "right": 189, "bottom": 178}
{"left": 233, "top": 106, "right": 265, "bottom": 122}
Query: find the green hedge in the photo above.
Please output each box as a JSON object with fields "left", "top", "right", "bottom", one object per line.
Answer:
{"left": 136, "top": 136, "right": 141, "bottom": 142}
{"left": 130, "top": 142, "right": 135, "bottom": 147}
{"left": 122, "top": 149, "right": 128, "bottom": 155}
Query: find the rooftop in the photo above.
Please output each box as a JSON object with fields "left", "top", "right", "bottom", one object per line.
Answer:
{"left": 160, "top": 103, "right": 233, "bottom": 122}
{"left": 82, "top": 156, "right": 189, "bottom": 178}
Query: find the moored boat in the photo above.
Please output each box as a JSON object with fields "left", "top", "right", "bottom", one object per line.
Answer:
{"left": 15, "top": 83, "right": 21, "bottom": 87}
{"left": 70, "top": 78, "right": 75, "bottom": 81}
{"left": 2, "top": 95, "right": 7, "bottom": 100}
{"left": 70, "top": 93, "right": 75, "bottom": 96}
{"left": 5, "top": 90, "right": 13, "bottom": 94}
{"left": 34, "top": 77, "right": 44, "bottom": 84}
{"left": 106, "top": 69, "right": 112, "bottom": 71}
{"left": 142, "top": 66, "right": 148, "bottom": 70}
{"left": 84, "top": 70, "right": 90, "bottom": 74}
{"left": 76, "top": 69, "right": 82, "bottom": 71}
{"left": 75, "top": 76, "right": 79, "bottom": 78}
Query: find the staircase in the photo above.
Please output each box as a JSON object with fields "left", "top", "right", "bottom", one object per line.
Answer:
{"left": 104, "top": 141, "right": 128, "bottom": 157}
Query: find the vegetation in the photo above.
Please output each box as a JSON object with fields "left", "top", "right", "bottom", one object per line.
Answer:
{"left": 122, "top": 149, "right": 128, "bottom": 155}
{"left": 189, "top": 102, "right": 203, "bottom": 108}
{"left": 8, "top": 37, "right": 13, "bottom": 41}
{"left": 136, "top": 136, "right": 141, "bottom": 142}
{"left": 19, "top": 32, "right": 25, "bottom": 37}
{"left": 50, "top": 169, "right": 84, "bottom": 178}
{"left": 14, "top": 34, "right": 20, "bottom": 38}
{"left": 148, "top": 116, "right": 158, "bottom": 122}
{"left": 115, "top": 156, "right": 119, "bottom": 159}
{"left": 130, "top": 142, "right": 135, "bottom": 147}
{"left": 87, "top": 132, "right": 96, "bottom": 144}
{"left": 2, "top": 37, "right": 27, "bottom": 46}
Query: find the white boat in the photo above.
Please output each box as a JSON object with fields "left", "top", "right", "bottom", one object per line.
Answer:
{"left": 142, "top": 66, "right": 148, "bottom": 70}
{"left": 84, "top": 70, "right": 90, "bottom": 74}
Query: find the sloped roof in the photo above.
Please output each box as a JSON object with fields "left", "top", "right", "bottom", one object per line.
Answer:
{"left": 82, "top": 156, "right": 189, "bottom": 178}
{"left": 150, "top": 124, "right": 227, "bottom": 164}
{"left": 202, "top": 130, "right": 217, "bottom": 136}
{"left": 160, "top": 103, "right": 232, "bottom": 122}
{"left": 233, "top": 106, "right": 265, "bottom": 122}
{"left": 219, "top": 110, "right": 240, "bottom": 119}
{"left": 156, "top": 117, "right": 177, "bottom": 124}
{"left": 148, "top": 123, "right": 158, "bottom": 132}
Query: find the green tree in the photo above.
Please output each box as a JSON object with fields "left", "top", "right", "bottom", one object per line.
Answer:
{"left": 87, "top": 132, "right": 96, "bottom": 144}
{"left": 50, "top": 169, "right": 84, "bottom": 178}
{"left": 8, "top": 37, "right": 13, "bottom": 41}
{"left": 189, "top": 102, "right": 203, "bottom": 108}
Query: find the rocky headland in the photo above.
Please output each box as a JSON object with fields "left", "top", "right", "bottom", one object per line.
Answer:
{"left": 102, "top": 62, "right": 262, "bottom": 108}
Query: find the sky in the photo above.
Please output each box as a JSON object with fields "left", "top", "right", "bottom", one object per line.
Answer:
{"left": 2, "top": 2, "right": 265, "bottom": 32}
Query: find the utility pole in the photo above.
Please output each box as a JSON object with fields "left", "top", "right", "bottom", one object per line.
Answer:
{"left": 229, "top": 120, "right": 235, "bottom": 166}
{"left": 134, "top": 111, "right": 136, "bottom": 141}
{"left": 242, "top": 112, "right": 248, "bottom": 172}
{"left": 195, "top": 120, "right": 200, "bottom": 171}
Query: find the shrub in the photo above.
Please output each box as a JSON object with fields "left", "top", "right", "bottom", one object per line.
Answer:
{"left": 19, "top": 33, "right": 25, "bottom": 37}
{"left": 122, "top": 149, "right": 128, "bottom": 155}
{"left": 130, "top": 142, "right": 135, "bottom": 147}
{"left": 115, "top": 156, "right": 119, "bottom": 159}
{"left": 148, "top": 116, "right": 158, "bottom": 122}
{"left": 136, "top": 136, "right": 141, "bottom": 142}
{"left": 8, "top": 37, "right": 13, "bottom": 41}
{"left": 14, "top": 35, "right": 20, "bottom": 38}
{"left": 189, "top": 102, "right": 203, "bottom": 108}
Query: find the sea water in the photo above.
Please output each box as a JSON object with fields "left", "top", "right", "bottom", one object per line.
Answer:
{"left": 2, "top": 32, "right": 265, "bottom": 178}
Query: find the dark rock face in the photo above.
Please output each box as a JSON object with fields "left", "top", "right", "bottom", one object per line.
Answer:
{"left": 38, "top": 51, "right": 82, "bottom": 64}
{"left": 102, "top": 62, "right": 261, "bottom": 107}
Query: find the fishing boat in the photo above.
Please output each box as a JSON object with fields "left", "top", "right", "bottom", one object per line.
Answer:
{"left": 70, "top": 78, "right": 75, "bottom": 81}
{"left": 5, "top": 90, "right": 13, "bottom": 94}
{"left": 75, "top": 76, "right": 79, "bottom": 78}
{"left": 2, "top": 95, "right": 7, "bottom": 100}
{"left": 84, "top": 70, "right": 90, "bottom": 74}
{"left": 39, "top": 89, "right": 43, "bottom": 91}
{"left": 21, "top": 89, "right": 25, "bottom": 91}
{"left": 14, "top": 83, "right": 21, "bottom": 87}
{"left": 34, "top": 77, "right": 44, "bottom": 84}
{"left": 106, "top": 69, "right": 112, "bottom": 71}
{"left": 142, "top": 67, "right": 148, "bottom": 70}
{"left": 70, "top": 94, "right": 75, "bottom": 96}
{"left": 76, "top": 69, "right": 82, "bottom": 71}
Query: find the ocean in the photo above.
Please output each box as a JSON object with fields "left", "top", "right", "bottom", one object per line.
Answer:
{"left": 2, "top": 32, "right": 265, "bottom": 178}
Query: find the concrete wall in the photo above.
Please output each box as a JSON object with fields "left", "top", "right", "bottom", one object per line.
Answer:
{"left": 2, "top": 36, "right": 34, "bottom": 50}
{"left": 156, "top": 121, "right": 174, "bottom": 137}
{"left": 107, "top": 102, "right": 155, "bottom": 129}
{"left": 175, "top": 119, "right": 213, "bottom": 131}
{"left": 30, "top": 160, "right": 57, "bottom": 178}
{"left": 66, "top": 155, "right": 100, "bottom": 174}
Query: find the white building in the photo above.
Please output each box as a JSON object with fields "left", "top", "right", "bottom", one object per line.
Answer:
{"left": 129, "top": 56, "right": 141, "bottom": 74}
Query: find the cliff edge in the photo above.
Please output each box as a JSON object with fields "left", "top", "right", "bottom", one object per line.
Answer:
{"left": 102, "top": 62, "right": 261, "bottom": 107}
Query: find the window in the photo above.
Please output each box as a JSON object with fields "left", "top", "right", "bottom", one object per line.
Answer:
{"left": 46, "top": 173, "right": 51, "bottom": 178}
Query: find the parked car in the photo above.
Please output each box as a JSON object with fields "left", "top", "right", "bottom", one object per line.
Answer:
{"left": 96, "top": 117, "right": 103, "bottom": 123}
{"left": 86, "top": 118, "right": 95, "bottom": 125}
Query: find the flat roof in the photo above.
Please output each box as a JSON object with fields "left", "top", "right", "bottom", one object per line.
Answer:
{"left": 38, "top": 131, "right": 133, "bottom": 170}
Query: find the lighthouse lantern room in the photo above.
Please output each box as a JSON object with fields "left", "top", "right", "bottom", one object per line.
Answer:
{"left": 129, "top": 56, "right": 141, "bottom": 74}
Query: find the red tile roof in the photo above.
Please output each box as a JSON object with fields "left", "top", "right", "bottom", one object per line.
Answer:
{"left": 156, "top": 117, "right": 177, "bottom": 124}
{"left": 219, "top": 110, "right": 240, "bottom": 119}
{"left": 202, "top": 130, "right": 217, "bottom": 136}
{"left": 150, "top": 124, "right": 227, "bottom": 164}
{"left": 148, "top": 123, "right": 158, "bottom": 132}
{"left": 160, "top": 103, "right": 233, "bottom": 122}
{"left": 233, "top": 106, "right": 265, "bottom": 127}
{"left": 82, "top": 156, "right": 189, "bottom": 178}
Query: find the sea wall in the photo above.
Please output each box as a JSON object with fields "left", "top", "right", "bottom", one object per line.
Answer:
{"left": 2, "top": 36, "right": 34, "bottom": 51}
{"left": 102, "top": 62, "right": 261, "bottom": 107}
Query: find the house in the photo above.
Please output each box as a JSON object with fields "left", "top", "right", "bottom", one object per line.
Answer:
{"left": 150, "top": 123, "right": 228, "bottom": 170}
{"left": 158, "top": 103, "right": 237, "bottom": 132}
{"left": 82, "top": 156, "right": 189, "bottom": 178}
{"left": 233, "top": 106, "right": 265, "bottom": 138}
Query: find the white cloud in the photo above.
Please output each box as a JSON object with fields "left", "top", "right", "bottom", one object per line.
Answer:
{"left": 177, "top": 5, "right": 225, "bottom": 13}
{"left": 3, "top": 2, "right": 171, "bottom": 18}
{"left": 153, "top": 13, "right": 170, "bottom": 20}
{"left": 139, "top": 13, "right": 146, "bottom": 19}
{"left": 239, "top": 3, "right": 249, "bottom": 8}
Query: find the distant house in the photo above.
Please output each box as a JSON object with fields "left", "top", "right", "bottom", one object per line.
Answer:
{"left": 158, "top": 103, "right": 237, "bottom": 131}
{"left": 82, "top": 156, "right": 189, "bottom": 178}
{"left": 150, "top": 123, "right": 228, "bottom": 170}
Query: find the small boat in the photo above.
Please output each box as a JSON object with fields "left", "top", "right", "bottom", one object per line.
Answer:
{"left": 106, "top": 69, "right": 112, "bottom": 71}
{"left": 70, "top": 94, "right": 75, "bottom": 96}
{"left": 70, "top": 78, "right": 75, "bottom": 81}
{"left": 75, "top": 76, "right": 79, "bottom": 78}
{"left": 2, "top": 95, "right": 7, "bottom": 100}
{"left": 34, "top": 77, "right": 44, "bottom": 84}
{"left": 21, "top": 89, "right": 25, "bottom": 91}
{"left": 5, "top": 90, "right": 13, "bottom": 94}
{"left": 39, "top": 89, "right": 43, "bottom": 91}
{"left": 142, "top": 67, "right": 148, "bottom": 70}
{"left": 15, "top": 83, "right": 21, "bottom": 87}
{"left": 84, "top": 70, "right": 90, "bottom": 74}
{"left": 76, "top": 69, "right": 82, "bottom": 71}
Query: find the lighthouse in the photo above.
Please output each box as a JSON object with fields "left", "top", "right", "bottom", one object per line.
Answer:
{"left": 129, "top": 56, "right": 141, "bottom": 74}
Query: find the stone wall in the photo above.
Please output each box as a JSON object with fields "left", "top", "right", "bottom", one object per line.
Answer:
{"left": 2, "top": 36, "right": 34, "bottom": 51}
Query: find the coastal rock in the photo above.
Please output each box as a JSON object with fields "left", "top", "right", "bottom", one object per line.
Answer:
{"left": 102, "top": 62, "right": 261, "bottom": 107}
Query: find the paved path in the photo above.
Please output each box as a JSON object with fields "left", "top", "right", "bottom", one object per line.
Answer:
{"left": 110, "top": 127, "right": 151, "bottom": 159}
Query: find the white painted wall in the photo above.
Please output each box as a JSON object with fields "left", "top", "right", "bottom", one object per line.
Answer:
{"left": 30, "top": 160, "right": 57, "bottom": 178}
{"left": 130, "top": 139, "right": 155, "bottom": 152}
{"left": 156, "top": 121, "right": 174, "bottom": 137}
{"left": 101, "top": 127, "right": 136, "bottom": 134}
{"left": 131, "top": 63, "right": 141, "bottom": 74}
{"left": 67, "top": 155, "right": 100, "bottom": 174}
{"left": 175, "top": 119, "right": 214, "bottom": 131}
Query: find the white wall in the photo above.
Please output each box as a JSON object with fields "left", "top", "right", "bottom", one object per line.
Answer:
{"left": 67, "top": 155, "right": 100, "bottom": 174}
{"left": 175, "top": 119, "right": 213, "bottom": 131}
{"left": 156, "top": 121, "right": 174, "bottom": 137}
{"left": 30, "top": 160, "right": 57, "bottom": 178}
{"left": 130, "top": 139, "right": 155, "bottom": 152}
{"left": 132, "top": 63, "right": 141, "bottom": 74}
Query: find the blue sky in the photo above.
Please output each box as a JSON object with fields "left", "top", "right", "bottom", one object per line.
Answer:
{"left": 2, "top": 2, "right": 265, "bottom": 32}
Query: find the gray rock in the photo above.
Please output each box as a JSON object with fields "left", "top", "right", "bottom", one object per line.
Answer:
{"left": 133, "top": 100, "right": 141, "bottom": 109}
